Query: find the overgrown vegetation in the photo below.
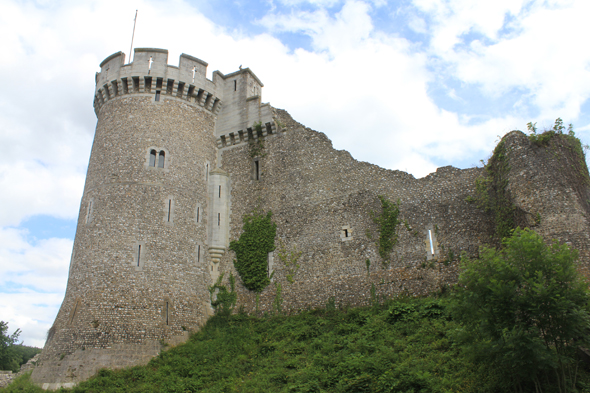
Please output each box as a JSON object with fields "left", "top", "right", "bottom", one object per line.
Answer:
{"left": 471, "top": 138, "right": 516, "bottom": 240}
{"left": 248, "top": 122, "right": 266, "bottom": 158}
{"left": 277, "top": 239, "right": 302, "bottom": 284}
{"left": 230, "top": 208, "right": 277, "bottom": 292}
{"left": 452, "top": 228, "right": 590, "bottom": 393}
{"left": 528, "top": 118, "right": 590, "bottom": 188}
{"left": 8, "top": 228, "right": 590, "bottom": 392}
{"left": 0, "top": 321, "right": 40, "bottom": 373}
{"left": 15, "top": 297, "right": 481, "bottom": 393}
{"left": 208, "top": 273, "right": 237, "bottom": 316}
{"left": 370, "top": 195, "right": 401, "bottom": 265}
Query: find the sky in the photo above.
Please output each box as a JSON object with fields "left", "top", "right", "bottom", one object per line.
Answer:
{"left": 1, "top": 0, "right": 589, "bottom": 348}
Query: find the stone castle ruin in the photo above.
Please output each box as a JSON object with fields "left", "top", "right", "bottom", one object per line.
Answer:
{"left": 31, "top": 48, "right": 590, "bottom": 388}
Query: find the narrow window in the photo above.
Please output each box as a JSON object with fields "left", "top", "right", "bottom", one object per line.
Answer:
{"left": 137, "top": 244, "right": 141, "bottom": 266}
{"left": 165, "top": 301, "right": 169, "bottom": 325}
{"left": 167, "top": 199, "right": 172, "bottom": 222}
{"left": 85, "top": 200, "right": 93, "bottom": 224}
{"left": 155, "top": 90, "right": 161, "bottom": 101}
{"left": 196, "top": 207, "right": 200, "bottom": 223}
{"left": 149, "top": 150, "right": 157, "bottom": 167}
{"left": 197, "top": 245, "right": 201, "bottom": 262}
{"left": 255, "top": 160, "right": 260, "bottom": 180}
{"left": 234, "top": 80, "right": 237, "bottom": 91}
{"left": 344, "top": 229, "right": 349, "bottom": 238}
{"left": 158, "top": 151, "right": 165, "bottom": 168}
{"left": 218, "top": 213, "right": 220, "bottom": 226}
{"left": 206, "top": 164, "right": 209, "bottom": 181}
{"left": 428, "top": 230, "right": 434, "bottom": 255}
{"left": 219, "top": 185, "right": 221, "bottom": 198}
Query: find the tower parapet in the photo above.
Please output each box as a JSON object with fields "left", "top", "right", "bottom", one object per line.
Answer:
{"left": 94, "top": 48, "right": 275, "bottom": 145}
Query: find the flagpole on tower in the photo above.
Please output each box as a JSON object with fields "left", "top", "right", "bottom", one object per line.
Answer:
{"left": 128, "top": 10, "right": 138, "bottom": 64}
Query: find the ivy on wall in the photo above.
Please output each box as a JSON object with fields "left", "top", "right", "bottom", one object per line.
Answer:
{"left": 277, "top": 239, "right": 302, "bottom": 283}
{"left": 230, "top": 208, "right": 277, "bottom": 292}
{"left": 209, "top": 272, "right": 237, "bottom": 316}
{"left": 371, "top": 196, "right": 401, "bottom": 264}
{"left": 471, "top": 139, "right": 516, "bottom": 240}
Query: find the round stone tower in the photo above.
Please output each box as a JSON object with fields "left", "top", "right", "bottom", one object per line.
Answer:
{"left": 31, "top": 48, "right": 223, "bottom": 388}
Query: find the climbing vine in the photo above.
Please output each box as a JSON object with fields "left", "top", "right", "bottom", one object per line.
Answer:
{"left": 209, "top": 272, "right": 237, "bottom": 316}
{"left": 277, "top": 239, "right": 302, "bottom": 283}
{"left": 471, "top": 139, "right": 516, "bottom": 240}
{"left": 230, "top": 208, "right": 276, "bottom": 292}
{"left": 370, "top": 196, "right": 401, "bottom": 264}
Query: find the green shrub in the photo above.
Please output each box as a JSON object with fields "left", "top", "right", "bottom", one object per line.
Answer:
{"left": 452, "top": 228, "right": 590, "bottom": 392}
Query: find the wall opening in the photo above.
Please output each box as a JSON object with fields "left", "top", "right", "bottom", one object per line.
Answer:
{"left": 255, "top": 160, "right": 260, "bottom": 180}
{"left": 137, "top": 244, "right": 141, "bottom": 266}
{"left": 149, "top": 150, "right": 157, "bottom": 167}
{"left": 218, "top": 213, "right": 220, "bottom": 226}
{"left": 167, "top": 199, "right": 172, "bottom": 222}
{"left": 197, "top": 245, "right": 201, "bottom": 262}
{"left": 166, "top": 79, "right": 174, "bottom": 95}
{"left": 187, "top": 85, "right": 195, "bottom": 98}
{"left": 122, "top": 78, "right": 129, "bottom": 94}
{"left": 219, "top": 185, "right": 221, "bottom": 198}
{"left": 206, "top": 163, "right": 209, "bottom": 182}
{"left": 156, "top": 77, "right": 163, "bottom": 89}
{"left": 177, "top": 82, "right": 185, "bottom": 98}
{"left": 234, "top": 80, "right": 237, "bottom": 91}
{"left": 158, "top": 151, "right": 165, "bottom": 168}
{"left": 155, "top": 90, "right": 161, "bottom": 101}
{"left": 165, "top": 301, "right": 169, "bottom": 325}
{"left": 85, "top": 199, "right": 94, "bottom": 224}
{"left": 132, "top": 76, "right": 140, "bottom": 93}
{"left": 196, "top": 207, "right": 200, "bottom": 223}
{"left": 144, "top": 76, "right": 152, "bottom": 93}
{"left": 340, "top": 226, "right": 353, "bottom": 241}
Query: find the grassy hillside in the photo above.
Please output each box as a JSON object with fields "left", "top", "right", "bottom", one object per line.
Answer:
{"left": 8, "top": 295, "right": 590, "bottom": 392}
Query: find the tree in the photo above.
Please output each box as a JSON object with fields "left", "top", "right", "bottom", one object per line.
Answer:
{"left": 0, "top": 321, "right": 22, "bottom": 372}
{"left": 452, "top": 228, "right": 590, "bottom": 393}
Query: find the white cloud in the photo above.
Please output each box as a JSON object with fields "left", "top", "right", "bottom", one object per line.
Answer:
{"left": 415, "top": 0, "right": 590, "bottom": 119}
{"left": 0, "top": 227, "right": 71, "bottom": 347}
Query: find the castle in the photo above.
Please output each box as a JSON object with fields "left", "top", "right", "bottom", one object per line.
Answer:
{"left": 31, "top": 48, "right": 590, "bottom": 389}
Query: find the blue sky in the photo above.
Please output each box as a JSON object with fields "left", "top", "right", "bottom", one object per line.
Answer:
{"left": 1, "top": 0, "right": 589, "bottom": 347}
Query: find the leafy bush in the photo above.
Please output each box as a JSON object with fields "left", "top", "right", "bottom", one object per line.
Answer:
{"left": 452, "top": 228, "right": 590, "bottom": 392}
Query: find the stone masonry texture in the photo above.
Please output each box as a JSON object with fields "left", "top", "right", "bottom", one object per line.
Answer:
{"left": 31, "top": 48, "right": 590, "bottom": 388}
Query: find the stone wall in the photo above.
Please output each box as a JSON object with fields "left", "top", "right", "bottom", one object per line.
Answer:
{"left": 216, "top": 109, "right": 493, "bottom": 313}
{"left": 504, "top": 131, "right": 590, "bottom": 277}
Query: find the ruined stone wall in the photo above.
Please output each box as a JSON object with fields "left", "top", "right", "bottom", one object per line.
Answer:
{"left": 217, "top": 109, "right": 492, "bottom": 313}
{"left": 32, "top": 93, "right": 217, "bottom": 388}
{"left": 504, "top": 131, "right": 590, "bottom": 277}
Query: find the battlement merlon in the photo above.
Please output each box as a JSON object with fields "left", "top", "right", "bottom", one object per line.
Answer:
{"left": 95, "top": 49, "right": 216, "bottom": 96}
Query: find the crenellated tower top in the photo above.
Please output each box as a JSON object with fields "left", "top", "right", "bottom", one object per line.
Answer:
{"left": 94, "top": 48, "right": 275, "bottom": 143}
